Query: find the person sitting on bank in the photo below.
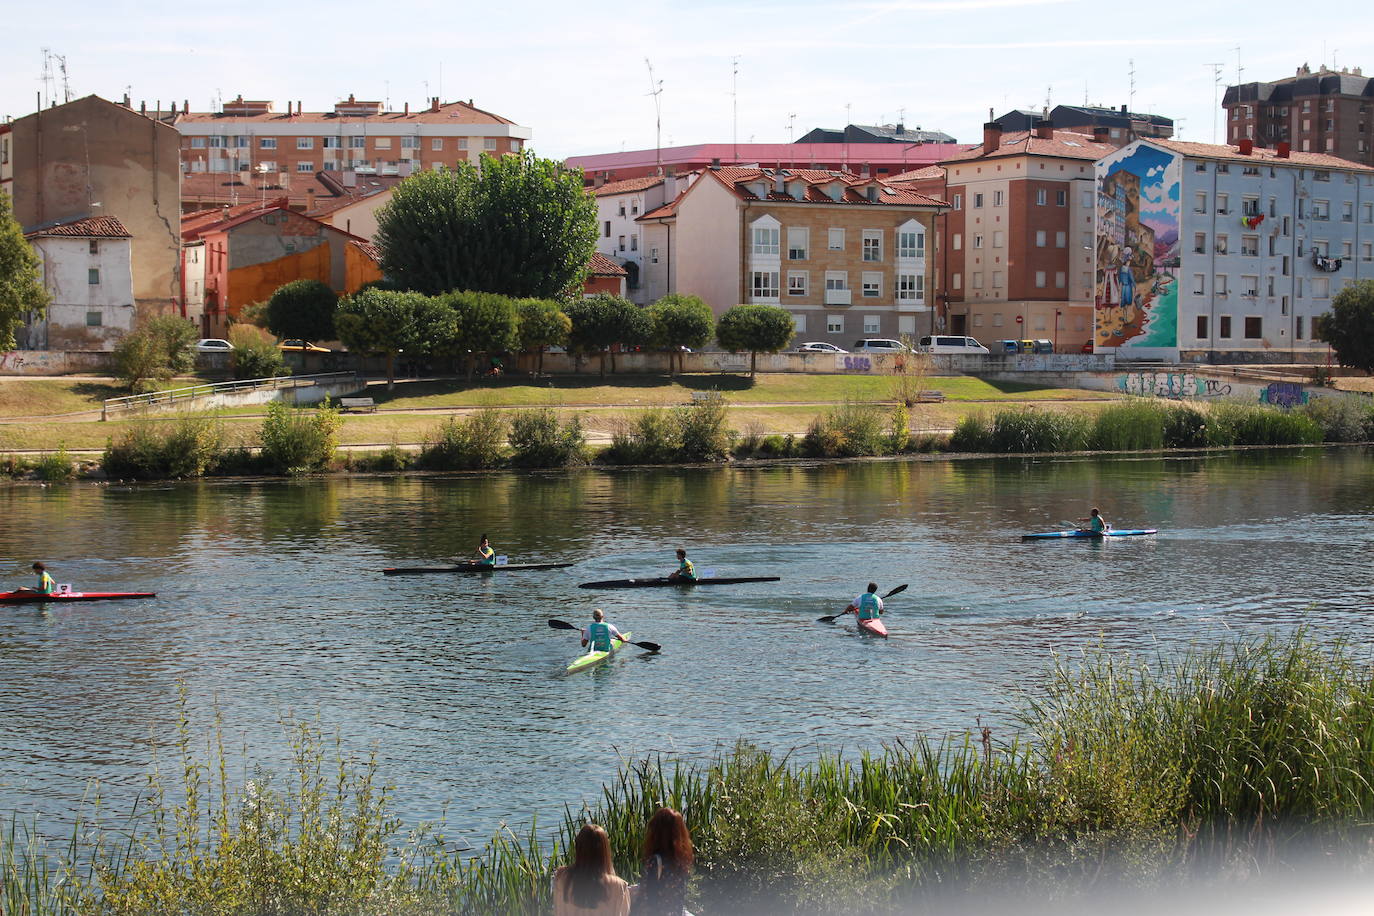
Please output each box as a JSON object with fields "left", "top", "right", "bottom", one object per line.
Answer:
{"left": 475, "top": 535, "right": 496, "bottom": 566}
{"left": 14, "top": 562, "right": 56, "bottom": 595}
{"left": 666, "top": 549, "right": 696, "bottom": 582}
{"left": 581, "top": 609, "right": 626, "bottom": 652}
{"left": 552, "top": 823, "right": 631, "bottom": 916}
{"left": 631, "top": 806, "right": 695, "bottom": 916}
{"left": 1078, "top": 508, "right": 1108, "bottom": 533}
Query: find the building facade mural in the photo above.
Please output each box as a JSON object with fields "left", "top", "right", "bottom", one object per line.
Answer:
{"left": 1095, "top": 143, "right": 1181, "bottom": 354}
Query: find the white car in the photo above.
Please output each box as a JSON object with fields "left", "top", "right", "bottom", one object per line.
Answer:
{"left": 195, "top": 338, "right": 232, "bottom": 351}
{"left": 796, "top": 342, "right": 849, "bottom": 354}
{"left": 851, "top": 338, "right": 909, "bottom": 354}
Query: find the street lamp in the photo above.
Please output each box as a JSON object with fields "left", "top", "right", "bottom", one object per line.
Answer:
{"left": 1054, "top": 309, "right": 1061, "bottom": 352}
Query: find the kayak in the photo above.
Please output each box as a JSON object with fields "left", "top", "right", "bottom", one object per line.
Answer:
{"left": 383, "top": 562, "right": 574, "bottom": 575}
{"left": 857, "top": 616, "right": 889, "bottom": 638}
{"left": 1022, "top": 529, "right": 1158, "bottom": 540}
{"left": 578, "top": 576, "right": 781, "bottom": 589}
{"left": 0, "top": 590, "right": 156, "bottom": 605}
{"left": 567, "top": 632, "right": 632, "bottom": 673}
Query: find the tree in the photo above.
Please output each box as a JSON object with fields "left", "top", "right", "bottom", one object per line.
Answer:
{"left": 438, "top": 291, "right": 520, "bottom": 378}
{"left": 715, "top": 304, "right": 795, "bottom": 377}
{"left": 111, "top": 316, "right": 199, "bottom": 392}
{"left": 515, "top": 298, "right": 571, "bottom": 377}
{"left": 1317, "top": 279, "right": 1374, "bottom": 374}
{"left": 374, "top": 151, "right": 597, "bottom": 299}
{"left": 564, "top": 294, "right": 649, "bottom": 378}
{"left": 648, "top": 293, "right": 714, "bottom": 375}
{"left": 0, "top": 188, "right": 50, "bottom": 350}
{"left": 335, "top": 289, "right": 439, "bottom": 389}
{"left": 265, "top": 279, "right": 338, "bottom": 344}
{"left": 229, "top": 324, "right": 289, "bottom": 380}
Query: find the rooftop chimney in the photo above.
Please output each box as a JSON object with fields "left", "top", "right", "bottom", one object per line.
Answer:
{"left": 1035, "top": 120, "right": 1055, "bottom": 140}
{"left": 430, "top": 97, "right": 440, "bottom": 113}
{"left": 140, "top": 101, "right": 146, "bottom": 115}
{"left": 184, "top": 99, "right": 189, "bottom": 114}
{"left": 122, "top": 93, "right": 131, "bottom": 108}
{"left": 1092, "top": 126, "right": 1110, "bottom": 142}
{"left": 1276, "top": 141, "right": 1291, "bottom": 159}
{"left": 982, "top": 121, "right": 1003, "bottom": 155}
{"left": 404, "top": 102, "right": 409, "bottom": 115}
{"left": 1238, "top": 138, "right": 1254, "bottom": 155}
{"left": 1120, "top": 103, "right": 1129, "bottom": 114}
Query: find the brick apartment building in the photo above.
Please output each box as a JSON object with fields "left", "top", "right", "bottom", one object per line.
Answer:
{"left": 636, "top": 167, "right": 947, "bottom": 345}
{"left": 1224, "top": 63, "right": 1374, "bottom": 165}
{"left": 993, "top": 104, "right": 1174, "bottom": 146}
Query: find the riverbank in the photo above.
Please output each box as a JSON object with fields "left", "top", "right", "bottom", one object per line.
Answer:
{"left": 5, "top": 634, "right": 1372, "bottom": 915}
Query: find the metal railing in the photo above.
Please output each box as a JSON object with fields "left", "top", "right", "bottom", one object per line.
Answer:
{"left": 101, "top": 371, "right": 361, "bottom": 420}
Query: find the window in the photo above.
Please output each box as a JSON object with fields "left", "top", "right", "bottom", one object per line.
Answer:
{"left": 896, "top": 273, "right": 923, "bottom": 302}
{"left": 1363, "top": 203, "right": 1374, "bottom": 223}
{"left": 1055, "top": 231, "right": 1066, "bottom": 248}
{"left": 1056, "top": 189, "right": 1067, "bottom": 206}
{"left": 897, "top": 227, "right": 924, "bottom": 258}
{"left": 1314, "top": 169, "right": 1330, "bottom": 181}
{"left": 1312, "top": 200, "right": 1329, "bottom": 220}
{"left": 752, "top": 225, "right": 779, "bottom": 255}
{"left": 1034, "top": 270, "right": 1046, "bottom": 288}
{"left": 1242, "top": 196, "right": 1260, "bottom": 216}
{"left": 1295, "top": 316, "right": 1305, "bottom": 339}
{"left": 1195, "top": 192, "right": 1207, "bottom": 213}
{"left": 1242, "top": 165, "right": 1260, "bottom": 176}
{"left": 1241, "top": 275, "right": 1258, "bottom": 297}
{"left": 191, "top": 137, "right": 206, "bottom": 148}
{"left": 650, "top": 248, "right": 659, "bottom": 264}
{"left": 375, "top": 137, "right": 392, "bottom": 150}
{"left": 973, "top": 234, "right": 984, "bottom": 249}
{"left": 952, "top": 273, "right": 962, "bottom": 290}
{"left": 1342, "top": 240, "right": 1352, "bottom": 259}
{"left": 321, "top": 137, "right": 341, "bottom": 149}
{"left": 457, "top": 138, "right": 468, "bottom": 150}
{"left": 630, "top": 235, "right": 638, "bottom": 252}
{"left": 1216, "top": 163, "right": 1229, "bottom": 174}
{"left": 296, "top": 137, "right": 313, "bottom": 149}
{"left": 861, "top": 271, "right": 882, "bottom": 297}
{"left": 1244, "top": 316, "right": 1262, "bottom": 339}
{"left": 1216, "top": 193, "right": 1229, "bottom": 215}
{"left": 827, "top": 315, "right": 844, "bottom": 333}
{"left": 88, "top": 268, "right": 100, "bottom": 285}
{"left": 992, "top": 270, "right": 1004, "bottom": 288}
{"left": 603, "top": 221, "right": 610, "bottom": 238}
{"left": 787, "top": 228, "right": 808, "bottom": 260}
{"left": 260, "top": 138, "right": 277, "bottom": 149}
{"left": 952, "top": 233, "right": 962, "bottom": 251}
{"left": 864, "top": 315, "right": 881, "bottom": 334}
{"left": 1036, "top": 189, "right": 1046, "bottom": 205}
{"left": 973, "top": 193, "right": 984, "bottom": 208}
{"left": 1216, "top": 234, "right": 1229, "bottom": 255}
{"left": 1363, "top": 241, "right": 1373, "bottom": 262}
{"left": 1342, "top": 201, "right": 1354, "bottom": 222}
{"left": 1241, "top": 236, "right": 1259, "bottom": 257}
{"left": 993, "top": 190, "right": 1004, "bottom": 206}
{"left": 952, "top": 193, "right": 962, "bottom": 209}
{"left": 484, "top": 138, "right": 498, "bottom": 151}
{"left": 431, "top": 138, "right": 444, "bottom": 151}
{"left": 1215, "top": 274, "right": 1228, "bottom": 295}
{"left": 1055, "top": 271, "right": 1065, "bottom": 288}
{"left": 1035, "top": 230, "right": 1047, "bottom": 247}
{"left": 400, "top": 136, "right": 420, "bottom": 149}
{"left": 991, "top": 312, "right": 1003, "bottom": 327}
{"left": 88, "top": 240, "right": 99, "bottom": 255}
{"left": 1313, "top": 238, "right": 1329, "bottom": 256}
{"left": 631, "top": 201, "right": 638, "bottom": 215}
{"left": 349, "top": 136, "right": 366, "bottom": 149}
{"left": 86, "top": 311, "right": 102, "bottom": 327}
{"left": 825, "top": 272, "right": 848, "bottom": 292}
{"left": 296, "top": 162, "right": 314, "bottom": 172}
{"left": 618, "top": 235, "right": 626, "bottom": 252}
{"left": 992, "top": 231, "right": 1004, "bottom": 248}
{"left": 787, "top": 271, "right": 808, "bottom": 296}
{"left": 972, "top": 272, "right": 983, "bottom": 289}
{"left": 1195, "top": 161, "right": 1207, "bottom": 173}
{"left": 792, "top": 313, "right": 806, "bottom": 332}
{"left": 1219, "top": 315, "right": 1232, "bottom": 338}
{"left": 750, "top": 271, "right": 779, "bottom": 300}
{"left": 1192, "top": 273, "right": 1206, "bottom": 295}
{"left": 232, "top": 136, "right": 249, "bottom": 148}
{"left": 208, "top": 136, "right": 224, "bottom": 148}
{"left": 1281, "top": 295, "right": 1289, "bottom": 315}
{"left": 1194, "top": 232, "right": 1207, "bottom": 254}
{"left": 1267, "top": 276, "right": 1276, "bottom": 297}
{"left": 827, "top": 228, "right": 845, "bottom": 250}
{"left": 862, "top": 230, "right": 882, "bottom": 261}
{"left": 1197, "top": 315, "right": 1208, "bottom": 338}
{"left": 1312, "top": 277, "right": 1330, "bottom": 298}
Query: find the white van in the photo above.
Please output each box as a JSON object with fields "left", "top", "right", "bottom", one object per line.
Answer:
{"left": 851, "top": 338, "right": 908, "bottom": 354}
{"left": 916, "top": 335, "right": 990, "bottom": 355}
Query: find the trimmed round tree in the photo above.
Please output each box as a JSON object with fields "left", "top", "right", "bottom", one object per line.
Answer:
{"left": 265, "top": 279, "right": 338, "bottom": 344}
{"left": 1317, "top": 279, "right": 1374, "bottom": 374}
{"left": 649, "top": 293, "right": 715, "bottom": 375}
{"left": 437, "top": 290, "right": 520, "bottom": 379}
{"left": 515, "top": 298, "right": 571, "bottom": 376}
{"left": 335, "top": 288, "right": 445, "bottom": 389}
{"left": 715, "top": 304, "right": 795, "bottom": 377}
{"left": 564, "top": 294, "right": 651, "bottom": 377}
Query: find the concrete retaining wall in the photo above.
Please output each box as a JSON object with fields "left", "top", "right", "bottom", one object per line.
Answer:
{"left": 0, "top": 350, "right": 116, "bottom": 375}
{"left": 981, "top": 368, "right": 1370, "bottom": 407}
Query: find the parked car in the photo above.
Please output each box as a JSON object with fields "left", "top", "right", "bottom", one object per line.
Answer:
{"left": 195, "top": 338, "right": 232, "bottom": 351}
{"left": 916, "top": 335, "right": 990, "bottom": 355}
{"left": 851, "top": 338, "right": 908, "bottom": 354}
{"left": 796, "top": 342, "right": 849, "bottom": 354}
{"left": 1081, "top": 340, "right": 1095, "bottom": 354}
{"left": 277, "top": 339, "right": 331, "bottom": 353}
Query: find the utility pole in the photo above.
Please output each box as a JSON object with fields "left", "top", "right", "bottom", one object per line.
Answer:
{"left": 731, "top": 56, "right": 739, "bottom": 162}
{"left": 1205, "top": 62, "right": 1224, "bottom": 143}
{"left": 1128, "top": 58, "right": 1135, "bottom": 111}
{"left": 645, "top": 58, "right": 664, "bottom": 176}
{"left": 1232, "top": 45, "right": 1243, "bottom": 85}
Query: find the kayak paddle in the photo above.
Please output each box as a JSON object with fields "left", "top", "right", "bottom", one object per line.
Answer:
{"left": 817, "top": 584, "right": 909, "bottom": 623}
{"left": 547, "top": 618, "right": 661, "bottom": 653}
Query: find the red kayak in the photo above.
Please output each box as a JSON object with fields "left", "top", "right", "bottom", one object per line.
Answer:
{"left": 856, "top": 616, "right": 888, "bottom": 638}
{"left": 0, "top": 590, "right": 156, "bottom": 605}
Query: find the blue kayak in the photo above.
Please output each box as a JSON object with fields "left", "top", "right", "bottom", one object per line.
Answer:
{"left": 1022, "top": 529, "right": 1158, "bottom": 540}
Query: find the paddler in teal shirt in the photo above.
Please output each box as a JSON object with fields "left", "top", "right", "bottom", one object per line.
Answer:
{"left": 667, "top": 548, "right": 696, "bottom": 582}
{"left": 15, "top": 562, "right": 56, "bottom": 595}
{"left": 1078, "top": 508, "right": 1108, "bottom": 533}
{"left": 475, "top": 535, "right": 496, "bottom": 566}
{"left": 581, "top": 608, "right": 626, "bottom": 651}
{"left": 847, "top": 582, "right": 884, "bottom": 622}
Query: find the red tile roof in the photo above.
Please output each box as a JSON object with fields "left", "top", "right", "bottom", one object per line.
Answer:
{"left": 941, "top": 130, "right": 1116, "bottom": 164}
{"left": 181, "top": 198, "right": 287, "bottom": 240}
{"left": 1148, "top": 139, "right": 1374, "bottom": 171}
{"left": 24, "top": 215, "right": 132, "bottom": 239}
{"left": 886, "top": 165, "right": 945, "bottom": 183}
{"left": 588, "top": 252, "right": 628, "bottom": 276}
{"left": 637, "top": 166, "right": 948, "bottom": 218}
{"left": 351, "top": 241, "right": 382, "bottom": 265}
{"left": 175, "top": 99, "right": 516, "bottom": 126}
{"left": 591, "top": 176, "right": 666, "bottom": 196}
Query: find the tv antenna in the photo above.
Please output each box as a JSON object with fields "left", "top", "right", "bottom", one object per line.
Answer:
{"left": 731, "top": 56, "right": 740, "bottom": 161}
{"left": 1205, "top": 63, "right": 1224, "bottom": 143}
{"left": 1232, "top": 46, "right": 1243, "bottom": 84}
{"left": 1128, "top": 59, "right": 1135, "bottom": 111}
{"left": 787, "top": 112, "right": 796, "bottom": 142}
{"left": 645, "top": 58, "right": 664, "bottom": 175}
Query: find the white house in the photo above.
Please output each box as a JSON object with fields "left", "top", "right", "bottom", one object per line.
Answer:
{"left": 22, "top": 215, "right": 136, "bottom": 350}
{"left": 1095, "top": 137, "right": 1374, "bottom": 361}
{"left": 590, "top": 176, "right": 677, "bottom": 304}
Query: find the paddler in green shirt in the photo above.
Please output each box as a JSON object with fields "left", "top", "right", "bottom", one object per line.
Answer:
{"left": 475, "top": 535, "right": 496, "bottom": 567}
{"left": 667, "top": 548, "right": 696, "bottom": 582}
{"left": 1078, "top": 508, "right": 1108, "bottom": 533}
{"left": 15, "top": 562, "right": 56, "bottom": 595}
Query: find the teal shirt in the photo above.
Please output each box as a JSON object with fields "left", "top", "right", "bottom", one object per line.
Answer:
{"left": 1089, "top": 515, "right": 1106, "bottom": 532}
{"left": 678, "top": 558, "right": 696, "bottom": 580}
{"left": 477, "top": 546, "right": 495, "bottom": 566}
{"left": 856, "top": 592, "right": 882, "bottom": 620}
{"left": 585, "top": 621, "right": 621, "bottom": 652}
{"left": 38, "top": 571, "right": 55, "bottom": 595}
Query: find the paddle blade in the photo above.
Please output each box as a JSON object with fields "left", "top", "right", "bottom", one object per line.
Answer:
{"left": 547, "top": 618, "right": 579, "bottom": 631}
{"left": 632, "top": 641, "right": 661, "bottom": 653}
{"left": 883, "top": 584, "right": 909, "bottom": 599}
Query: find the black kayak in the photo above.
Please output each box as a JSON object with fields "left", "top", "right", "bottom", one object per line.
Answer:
{"left": 383, "top": 562, "right": 575, "bottom": 576}
{"left": 578, "top": 576, "right": 781, "bottom": 590}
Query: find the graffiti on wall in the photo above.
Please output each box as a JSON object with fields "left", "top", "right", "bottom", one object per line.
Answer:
{"left": 1095, "top": 144, "right": 1181, "bottom": 350}
{"left": 1258, "top": 382, "right": 1310, "bottom": 408}
{"left": 1117, "top": 372, "right": 1232, "bottom": 398}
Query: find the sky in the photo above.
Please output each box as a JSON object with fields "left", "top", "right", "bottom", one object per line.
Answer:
{"left": 2, "top": 0, "right": 1370, "bottom": 161}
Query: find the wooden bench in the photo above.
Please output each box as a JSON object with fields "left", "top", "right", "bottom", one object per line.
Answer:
{"left": 339, "top": 397, "right": 377, "bottom": 413}
{"left": 915, "top": 390, "right": 946, "bottom": 403}
{"left": 688, "top": 391, "right": 722, "bottom": 404}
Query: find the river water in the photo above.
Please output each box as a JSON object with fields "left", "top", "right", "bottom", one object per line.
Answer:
{"left": 2, "top": 449, "right": 1373, "bottom": 848}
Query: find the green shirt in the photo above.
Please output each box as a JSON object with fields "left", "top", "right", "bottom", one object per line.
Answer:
{"left": 38, "top": 571, "right": 55, "bottom": 595}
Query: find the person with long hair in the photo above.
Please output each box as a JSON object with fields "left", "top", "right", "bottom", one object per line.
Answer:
{"left": 632, "top": 806, "right": 694, "bottom": 916}
{"left": 553, "top": 823, "right": 630, "bottom": 916}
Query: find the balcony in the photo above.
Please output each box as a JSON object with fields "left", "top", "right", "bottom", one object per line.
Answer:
{"left": 824, "top": 288, "right": 851, "bottom": 306}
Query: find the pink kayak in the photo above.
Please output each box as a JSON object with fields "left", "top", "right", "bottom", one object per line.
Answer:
{"left": 857, "top": 616, "right": 888, "bottom": 638}
{"left": 0, "top": 590, "right": 156, "bottom": 605}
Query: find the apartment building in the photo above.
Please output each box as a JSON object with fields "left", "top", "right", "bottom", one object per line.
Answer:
{"left": 1224, "top": 64, "right": 1373, "bottom": 165}
{"left": 636, "top": 167, "right": 946, "bottom": 345}
{"left": 1095, "top": 137, "right": 1374, "bottom": 361}
{"left": 925, "top": 123, "right": 1116, "bottom": 350}
{"left": 994, "top": 105, "right": 1174, "bottom": 146}
{"left": 590, "top": 176, "right": 675, "bottom": 304}
{"left": 172, "top": 94, "right": 531, "bottom": 181}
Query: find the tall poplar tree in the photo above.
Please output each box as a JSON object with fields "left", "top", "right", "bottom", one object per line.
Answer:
{"left": 0, "top": 189, "right": 49, "bottom": 350}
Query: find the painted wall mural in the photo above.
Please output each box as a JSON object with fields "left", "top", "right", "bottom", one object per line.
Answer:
{"left": 1095, "top": 144, "right": 1181, "bottom": 350}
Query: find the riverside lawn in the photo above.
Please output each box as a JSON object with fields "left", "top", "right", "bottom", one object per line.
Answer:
{"left": 5, "top": 634, "right": 1374, "bottom": 914}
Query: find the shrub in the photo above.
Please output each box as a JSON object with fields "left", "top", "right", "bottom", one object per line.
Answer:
{"left": 1091, "top": 400, "right": 1166, "bottom": 451}
{"left": 508, "top": 409, "right": 588, "bottom": 468}
{"left": 887, "top": 404, "right": 911, "bottom": 453}
{"left": 802, "top": 402, "right": 889, "bottom": 458}
{"left": 949, "top": 412, "right": 992, "bottom": 452}
{"left": 1206, "top": 401, "right": 1322, "bottom": 447}
{"left": 229, "top": 324, "right": 289, "bottom": 380}
{"left": 346, "top": 442, "right": 413, "bottom": 473}
{"left": 417, "top": 409, "right": 508, "bottom": 470}
{"left": 1298, "top": 396, "right": 1374, "bottom": 442}
{"left": 603, "top": 408, "right": 679, "bottom": 464}
{"left": 676, "top": 397, "right": 734, "bottom": 462}
{"left": 112, "top": 316, "right": 198, "bottom": 392}
{"left": 103, "top": 414, "right": 225, "bottom": 479}
{"left": 258, "top": 400, "right": 341, "bottom": 474}
{"left": 33, "top": 447, "right": 74, "bottom": 481}
{"left": 1162, "top": 402, "right": 1210, "bottom": 448}
{"left": 988, "top": 408, "right": 1090, "bottom": 453}
{"left": 733, "top": 421, "right": 767, "bottom": 458}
